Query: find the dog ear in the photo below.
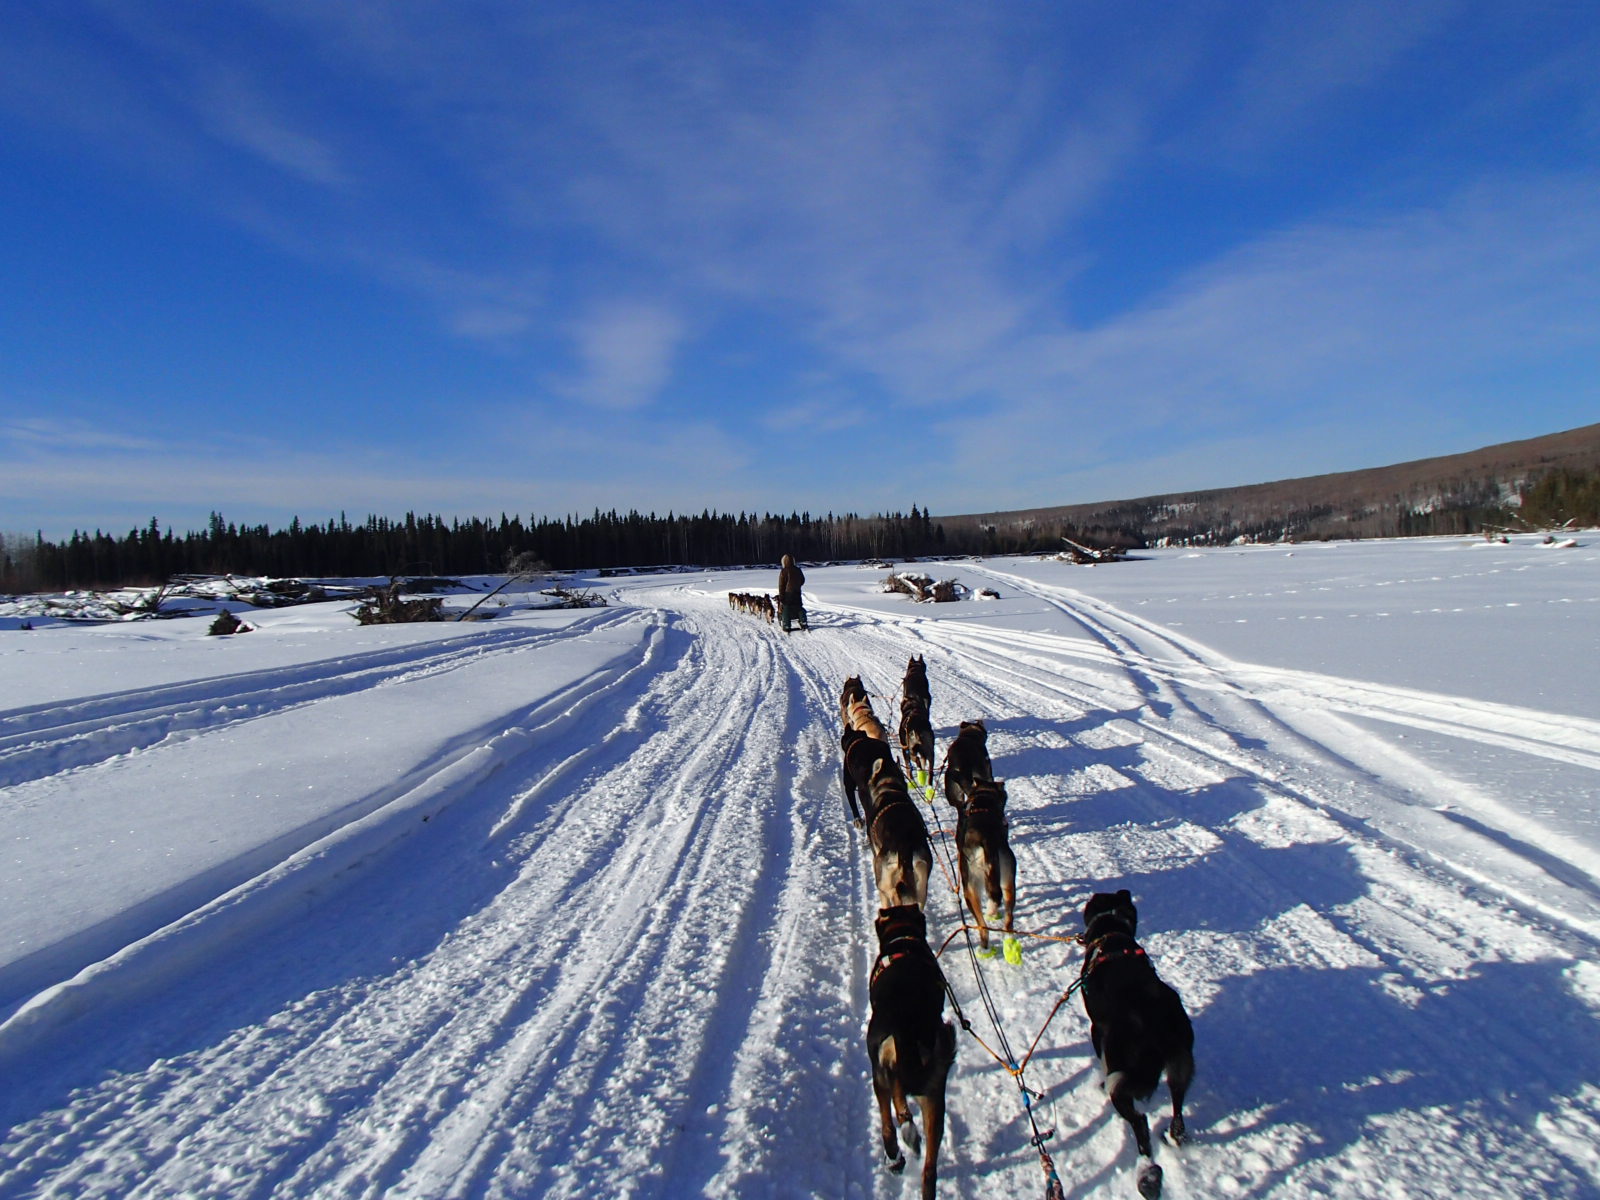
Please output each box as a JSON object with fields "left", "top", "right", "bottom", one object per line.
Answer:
{"left": 1117, "top": 888, "right": 1132, "bottom": 902}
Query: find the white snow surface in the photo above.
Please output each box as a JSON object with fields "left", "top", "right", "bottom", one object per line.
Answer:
{"left": 2, "top": 535, "right": 1598, "bottom": 1199}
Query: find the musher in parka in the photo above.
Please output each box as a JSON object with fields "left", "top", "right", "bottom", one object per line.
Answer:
{"left": 777, "top": 554, "right": 808, "bottom": 632}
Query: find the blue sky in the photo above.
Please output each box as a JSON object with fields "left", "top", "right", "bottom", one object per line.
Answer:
{"left": 2, "top": 1, "right": 1597, "bottom": 540}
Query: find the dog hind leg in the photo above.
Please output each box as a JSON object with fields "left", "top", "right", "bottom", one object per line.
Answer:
{"left": 944, "top": 770, "right": 964, "bottom": 808}
{"left": 1165, "top": 1046, "right": 1194, "bottom": 1146}
{"left": 1113, "top": 1081, "right": 1164, "bottom": 1200}
{"left": 961, "top": 846, "right": 991, "bottom": 950}
{"left": 872, "top": 1066, "right": 906, "bottom": 1173}
{"left": 998, "top": 843, "right": 1017, "bottom": 933}
{"left": 916, "top": 1092, "right": 942, "bottom": 1200}
{"left": 912, "top": 848, "right": 931, "bottom": 910}
{"left": 894, "top": 1081, "right": 919, "bottom": 1157}
{"left": 1106, "top": 1071, "right": 1156, "bottom": 1159}
{"left": 963, "top": 875, "right": 990, "bottom": 950}
{"left": 1107, "top": 1068, "right": 1166, "bottom": 1197}
{"left": 840, "top": 763, "right": 858, "bottom": 825}
{"left": 916, "top": 1021, "right": 955, "bottom": 1200}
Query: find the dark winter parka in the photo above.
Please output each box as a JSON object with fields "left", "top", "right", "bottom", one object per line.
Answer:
{"left": 777, "top": 554, "right": 805, "bottom": 602}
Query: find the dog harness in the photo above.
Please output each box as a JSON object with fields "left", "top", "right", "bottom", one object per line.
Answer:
{"left": 1079, "top": 933, "right": 1148, "bottom": 981}
{"left": 871, "top": 934, "right": 937, "bottom": 987}
{"left": 960, "top": 790, "right": 1006, "bottom": 819}
{"left": 867, "top": 792, "right": 915, "bottom": 840}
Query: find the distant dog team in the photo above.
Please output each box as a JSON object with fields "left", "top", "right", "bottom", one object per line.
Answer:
{"left": 726, "top": 591, "right": 775, "bottom": 623}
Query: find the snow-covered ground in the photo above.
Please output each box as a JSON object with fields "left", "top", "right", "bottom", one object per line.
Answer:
{"left": 2, "top": 535, "right": 1598, "bottom": 1199}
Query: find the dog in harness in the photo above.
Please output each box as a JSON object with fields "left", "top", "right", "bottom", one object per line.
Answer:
{"left": 867, "top": 904, "right": 956, "bottom": 1199}
{"left": 1077, "top": 889, "right": 1194, "bottom": 1199}
{"left": 863, "top": 759, "right": 932, "bottom": 911}
{"left": 942, "top": 720, "right": 992, "bottom": 809}
{"left": 955, "top": 778, "right": 1016, "bottom": 956}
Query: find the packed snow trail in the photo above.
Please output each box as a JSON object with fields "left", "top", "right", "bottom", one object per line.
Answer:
{"left": 3, "top": 563, "right": 1599, "bottom": 1199}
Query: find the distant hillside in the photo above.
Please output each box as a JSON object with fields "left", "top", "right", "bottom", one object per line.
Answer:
{"left": 941, "top": 423, "right": 1600, "bottom": 548}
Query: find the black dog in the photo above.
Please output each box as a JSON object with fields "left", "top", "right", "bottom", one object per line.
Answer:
{"left": 942, "top": 720, "right": 992, "bottom": 808}
{"left": 899, "top": 696, "right": 936, "bottom": 789}
{"left": 903, "top": 654, "right": 931, "bottom": 710}
{"left": 1078, "top": 890, "right": 1194, "bottom": 1199}
{"left": 868, "top": 904, "right": 956, "bottom": 1200}
{"left": 841, "top": 726, "right": 899, "bottom": 827}
{"left": 956, "top": 779, "right": 1016, "bottom": 954}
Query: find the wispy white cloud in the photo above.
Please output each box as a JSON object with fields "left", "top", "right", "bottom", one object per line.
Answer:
{"left": 3, "top": 418, "right": 176, "bottom": 456}
{"left": 927, "top": 171, "right": 1600, "bottom": 506}
{"left": 191, "top": 66, "right": 352, "bottom": 190}
{"left": 558, "top": 301, "right": 687, "bottom": 410}
{"left": 1204, "top": 0, "right": 1463, "bottom": 155}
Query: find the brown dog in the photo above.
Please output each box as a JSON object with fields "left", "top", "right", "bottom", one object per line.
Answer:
{"left": 841, "top": 675, "right": 888, "bottom": 743}
{"left": 942, "top": 720, "right": 992, "bottom": 808}
{"left": 841, "top": 675, "right": 868, "bottom": 721}
{"left": 868, "top": 904, "right": 956, "bottom": 1200}
{"left": 865, "top": 758, "right": 932, "bottom": 910}
{"left": 956, "top": 779, "right": 1016, "bottom": 954}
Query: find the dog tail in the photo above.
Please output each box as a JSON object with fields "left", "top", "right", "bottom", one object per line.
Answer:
{"left": 890, "top": 853, "right": 919, "bottom": 907}
{"left": 981, "top": 844, "right": 1003, "bottom": 912}
{"left": 878, "top": 1033, "right": 899, "bottom": 1074}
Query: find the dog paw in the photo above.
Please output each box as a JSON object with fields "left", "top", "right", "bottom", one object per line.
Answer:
{"left": 1136, "top": 1161, "right": 1164, "bottom": 1199}
{"left": 900, "top": 1121, "right": 921, "bottom": 1156}
{"left": 887, "top": 1154, "right": 906, "bottom": 1175}
{"left": 1167, "top": 1116, "right": 1188, "bottom": 1146}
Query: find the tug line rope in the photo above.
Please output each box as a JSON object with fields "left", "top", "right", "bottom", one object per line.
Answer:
{"left": 910, "top": 750, "right": 1068, "bottom": 1200}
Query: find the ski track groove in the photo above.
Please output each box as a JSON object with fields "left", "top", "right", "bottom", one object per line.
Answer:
{"left": 0, "top": 613, "right": 637, "bottom": 786}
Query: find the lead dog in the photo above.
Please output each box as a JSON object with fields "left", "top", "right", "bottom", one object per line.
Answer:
{"left": 1078, "top": 890, "right": 1194, "bottom": 1199}
{"left": 903, "top": 654, "right": 931, "bottom": 710}
{"left": 956, "top": 779, "right": 1016, "bottom": 954}
{"left": 942, "top": 720, "right": 992, "bottom": 808}
{"left": 867, "top": 904, "right": 956, "bottom": 1200}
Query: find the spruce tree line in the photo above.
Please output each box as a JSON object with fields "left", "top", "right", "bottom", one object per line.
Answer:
{"left": 4, "top": 505, "right": 1012, "bottom": 592}
{"left": 6, "top": 468, "right": 1595, "bottom": 595}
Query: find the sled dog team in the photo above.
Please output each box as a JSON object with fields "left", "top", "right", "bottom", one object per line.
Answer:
{"left": 843, "top": 656, "right": 1194, "bottom": 1200}
{"left": 726, "top": 591, "right": 776, "bottom": 623}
